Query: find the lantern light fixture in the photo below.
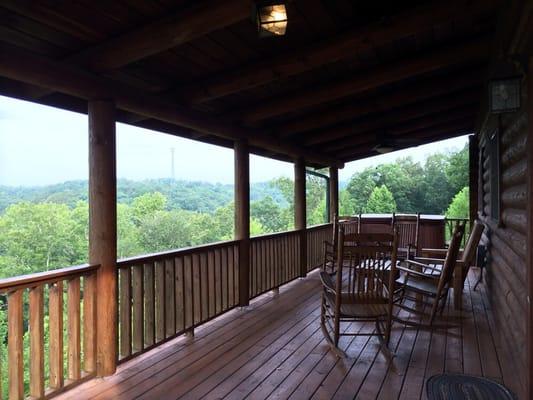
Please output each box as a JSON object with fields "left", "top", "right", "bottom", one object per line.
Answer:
{"left": 488, "top": 77, "right": 521, "bottom": 114}
{"left": 254, "top": 1, "right": 288, "bottom": 37}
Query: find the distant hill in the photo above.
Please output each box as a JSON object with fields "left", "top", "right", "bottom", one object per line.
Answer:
{"left": 0, "top": 179, "right": 287, "bottom": 213}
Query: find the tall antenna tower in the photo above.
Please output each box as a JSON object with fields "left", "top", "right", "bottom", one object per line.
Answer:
{"left": 170, "top": 147, "right": 175, "bottom": 180}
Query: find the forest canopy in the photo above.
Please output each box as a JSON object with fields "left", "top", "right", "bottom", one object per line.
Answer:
{"left": 0, "top": 144, "right": 469, "bottom": 279}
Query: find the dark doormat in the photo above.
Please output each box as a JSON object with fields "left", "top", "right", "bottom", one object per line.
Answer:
{"left": 427, "top": 374, "right": 517, "bottom": 400}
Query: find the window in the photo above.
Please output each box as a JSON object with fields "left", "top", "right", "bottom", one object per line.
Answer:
{"left": 488, "top": 128, "right": 501, "bottom": 222}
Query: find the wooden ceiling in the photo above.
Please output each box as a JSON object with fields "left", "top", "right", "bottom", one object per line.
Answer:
{"left": 0, "top": 0, "right": 501, "bottom": 167}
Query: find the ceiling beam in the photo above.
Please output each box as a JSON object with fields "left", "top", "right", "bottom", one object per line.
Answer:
{"left": 276, "top": 69, "right": 484, "bottom": 137}
{"left": 321, "top": 108, "right": 478, "bottom": 152}
{"left": 179, "top": 0, "right": 496, "bottom": 104}
{"left": 239, "top": 37, "right": 489, "bottom": 124}
{"left": 71, "top": 0, "right": 251, "bottom": 71}
{"left": 302, "top": 91, "right": 479, "bottom": 146}
{"left": 333, "top": 118, "right": 475, "bottom": 160}
{"left": 0, "top": 44, "right": 341, "bottom": 168}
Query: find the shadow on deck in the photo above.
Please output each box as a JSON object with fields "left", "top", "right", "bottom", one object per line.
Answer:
{"left": 58, "top": 269, "right": 512, "bottom": 400}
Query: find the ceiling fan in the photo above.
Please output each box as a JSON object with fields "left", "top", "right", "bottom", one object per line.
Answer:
{"left": 372, "top": 132, "right": 421, "bottom": 154}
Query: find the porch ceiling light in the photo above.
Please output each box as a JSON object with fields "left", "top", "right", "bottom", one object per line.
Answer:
{"left": 254, "top": 1, "right": 288, "bottom": 37}
{"left": 488, "top": 77, "right": 521, "bottom": 114}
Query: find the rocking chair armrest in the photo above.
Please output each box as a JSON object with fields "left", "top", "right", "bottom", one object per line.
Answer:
{"left": 414, "top": 257, "right": 445, "bottom": 265}
{"left": 420, "top": 248, "right": 448, "bottom": 257}
{"left": 420, "top": 248, "right": 465, "bottom": 258}
{"left": 396, "top": 265, "right": 435, "bottom": 279}
{"left": 403, "top": 259, "right": 431, "bottom": 270}
{"left": 319, "top": 271, "right": 337, "bottom": 295}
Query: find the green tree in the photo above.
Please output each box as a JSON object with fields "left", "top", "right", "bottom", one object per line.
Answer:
{"left": 365, "top": 185, "right": 397, "bottom": 213}
{"left": 446, "top": 186, "right": 470, "bottom": 219}
{"left": 0, "top": 202, "right": 82, "bottom": 277}
{"left": 117, "top": 203, "right": 141, "bottom": 258}
{"left": 138, "top": 209, "right": 193, "bottom": 252}
{"left": 420, "top": 153, "right": 454, "bottom": 214}
{"left": 131, "top": 192, "right": 167, "bottom": 225}
{"left": 345, "top": 169, "right": 377, "bottom": 213}
{"left": 446, "top": 144, "right": 469, "bottom": 195}
{"left": 251, "top": 196, "right": 289, "bottom": 233}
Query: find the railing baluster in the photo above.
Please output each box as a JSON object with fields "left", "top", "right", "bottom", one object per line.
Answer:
{"left": 83, "top": 272, "right": 97, "bottom": 373}
{"left": 8, "top": 290, "right": 23, "bottom": 400}
{"left": 221, "top": 248, "right": 228, "bottom": 311}
{"left": 49, "top": 281, "right": 64, "bottom": 390}
{"left": 227, "top": 247, "right": 234, "bottom": 307}
{"left": 119, "top": 268, "right": 131, "bottom": 358}
{"left": 29, "top": 285, "right": 44, "bottom": 398}
{"left": 67, "top": 277, "right": 81, "bottom": 381}
{"left": 144, "top": 263, "right": 155, "bottom": 347}
{"left": 131, "top": 265, "right": 144, "bottom": 354}
{"left": 200, "top": 253, "right": 209, "bottom": 320}
{"left": 184, "top": 256, "right": 193, "bottom": 329}
{"left": 214, "top": 251, "right": 221, "bottom": 315}
{"left": 192, "top": 253, "right": 201, "bottom": 325}
{"left": 154, "top": 261, "right": 165, "bottom": 342}
{"left": 175, "top": 257, "right": 185, "bottom": 332}
{"left": 207, "top": 251, "right": 215, "bottom": 318}
{"left": 165, "top": 259, "right": 175, "bottom": 337}
{"left": 234, "top": 245, "right": 239, "bottom": 305}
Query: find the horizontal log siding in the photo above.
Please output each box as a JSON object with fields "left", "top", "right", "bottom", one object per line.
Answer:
{"left": 480, "top": 106, "right": 528, "bottom": 398}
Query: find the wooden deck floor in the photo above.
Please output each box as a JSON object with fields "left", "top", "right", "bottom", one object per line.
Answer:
{"left": 58, "top": 269, "right": 514, "bottom": 400}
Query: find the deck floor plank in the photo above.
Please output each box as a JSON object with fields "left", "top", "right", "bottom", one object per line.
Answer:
{"left": 57, "top": 269, "right": 512, "bottom": 400}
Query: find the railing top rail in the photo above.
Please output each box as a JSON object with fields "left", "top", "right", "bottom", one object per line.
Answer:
{"left": 306, "top": 223, "right": 333, "bottom": 231}
{"left": 250, "top": 229, "right": 300, "bottom": 241}
{"left": 117, "top": 239, "right": 240, "bottom": 268}
{"left": 0, "top": 263, "right": 100, "bottom": 293}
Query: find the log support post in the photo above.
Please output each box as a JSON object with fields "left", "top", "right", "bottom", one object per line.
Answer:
{"left": 89, "top": 99, "right": 117, "bottom": 376}
{"left": 329, "top": 167, "right": 339, "bottom": 222}
{"left": 526, "top": 56, "right": 533, "bottom": 400}
{"left": 468, "top": 135, "right": 479, "bottom": 225}
{"left": 295, "top": 158, "right": 307, "bottom": 278}
{"left": 235, "top": 139, "right": 250, "bottom": 307}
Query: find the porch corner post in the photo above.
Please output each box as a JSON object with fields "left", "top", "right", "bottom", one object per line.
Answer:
{"left": 88, "top": 99, "right": 117, "bottom": 376}
{"left": 235, "top": 139, "right": 250, "bottom": 307}
{"left": 468, "top": 135, "right": 479, "bottom": 225}
{"left": 526, "top": 56, "right": 533, "bottom": 400}
{"left": 294, "top": 158, "right": 307, "bottom": 278}
{"left": 329, "top": 167, "right": 339, "bottom": 222}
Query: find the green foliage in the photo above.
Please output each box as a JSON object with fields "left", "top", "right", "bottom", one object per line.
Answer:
{"left": 251, "top": 196, "right": 290, "bottom": 233}
{"left": 365, "top": 185, "right": 397, "bottom": 213}
{"left": 341, "top": 147, "right": 469, "bottom": 215}
{"left": 131, "top": 192, "right": 167, "bottom": 225}
{"left": 446, "top": 187, "right": 470, "bottom": 219}
{"left": 446, "top": 144, "right": 469, "bottom": 194}
{"left": 0, "top": 202, "right": 84, "bottom": 278}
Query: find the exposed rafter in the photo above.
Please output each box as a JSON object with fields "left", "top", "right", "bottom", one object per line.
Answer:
{"left": 301, "top": 91, "right": 480, "bottom": 146}
{"left": 334, "top": 118, "right": 475, "bottom": 160}
{"left": 179, "top": 0, "right": 496, "bottom": 104}
{"left": 70, "top": 0, "right": 251, "bottom": 71}
{"left": 276, "top": 70, "right": 484, "bottom": 137}
{"left": 0, "top": 44, "right": 341, "bottom": 168}
{"left": 240, "top": 38, "right": 490, "bottom": 123}
{"left": 320, "top": 108, "right": 478, "bottom": 152}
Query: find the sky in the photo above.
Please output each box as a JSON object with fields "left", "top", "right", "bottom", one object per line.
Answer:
{"left": 0, "top": 95, "right": 470, "bottom": 186}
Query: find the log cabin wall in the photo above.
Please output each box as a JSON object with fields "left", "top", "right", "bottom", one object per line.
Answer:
{"left": 478, "top": 72, "right": 529, "bottom": 399}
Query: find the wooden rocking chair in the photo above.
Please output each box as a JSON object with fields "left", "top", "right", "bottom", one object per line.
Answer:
{"left": 416, "top": 219, "right": 485, "bottom": 309}
{"left": 320, "top": 226, "right": 399, "bottom": 356}
{"left": 391, "top": 221, "right": 465, "bottom": 327}
{"left": 391, "top": 213, "right": 421, "bottom": 260}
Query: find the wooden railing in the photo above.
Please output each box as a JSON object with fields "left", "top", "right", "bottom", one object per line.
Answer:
{"left": 249, "top": 230, "right": 301, "bottom": 299}
{"left": 0, "top": 264, "right": 99, "bottom": 400}
{"left": 444, "top": 217, "right": 470, "bottom": 246}
{"left": 306, "top": 223, "right": 333, "bottom": 272}
{"left": 116, "top": 240, "right": 240, "bottom": 362}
